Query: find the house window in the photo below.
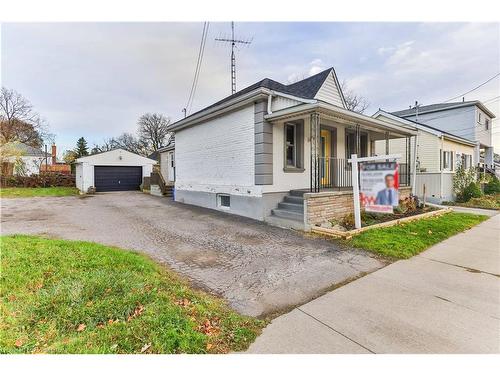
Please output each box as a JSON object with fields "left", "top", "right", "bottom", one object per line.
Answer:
{"left": 283, "top": 120, "right": 304, "bottom": 171}
{"left": 170, "top": 153, "right": 175, "bottom": 167}
{"left": 462, "top": 154, "right": 472, "bottom": 169}
{"left": 345, "top": 131, "right": 368, "bottom": 158}
{"left": 285, "top": 123, "right": 296, "bottom": 167}
{"left": 442, "top": 151, "right": 454, "bottom": 171}
{"left": 217, "top": 194, "right": 230, "bottom": 209}
{"left": 478, "top": 112, "right": 482, "bottom": 123}
{"left": 485, "top": 119, "right": 490, "bottom": 130}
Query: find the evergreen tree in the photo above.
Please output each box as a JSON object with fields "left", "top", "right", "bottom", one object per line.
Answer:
{"left": 75, "top": 137, "right": 89, "bottom": 157}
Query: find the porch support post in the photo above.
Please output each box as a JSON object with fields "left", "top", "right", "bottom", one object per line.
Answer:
{"left": 385, "top": 131, "right": 390, "bottom": 154}
{"left": 407, "top": 136, "right": 411, "bottom": 186}
{"left": 310, "top": 112, "right": 320, "bottom": 192}
{"left": 355, "top": 124, "right": 360, "bottom": 155}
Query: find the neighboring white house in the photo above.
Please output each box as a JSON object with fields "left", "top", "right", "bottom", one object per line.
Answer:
{"left": 158, "top": 135, "right": 175, "bottom": 185}
{"left": 74, "top": 149, "right": 156, "bottom": 193}
{"left": 167, "top": 67, "right": 416, "bottom": 228}
{"left": 392, "top": 101, "right": 496, "bottom": 170}
{"left": 0, "top": 142, "right": 52, "bottom": 176}
{"left": 373, "top": 110, "right": 476, "bottom": 203}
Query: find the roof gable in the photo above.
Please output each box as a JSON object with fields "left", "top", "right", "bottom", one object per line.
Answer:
{"left": 313, "top": 68, "right": 347, "bottom": 108}
{"left": 75, "top": 148, "right": 157, "bottom": 164}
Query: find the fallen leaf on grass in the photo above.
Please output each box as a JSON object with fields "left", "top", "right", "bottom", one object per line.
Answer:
{"left": 110, "top": 344, "right": 118, "bottom": 350}
{"left": 76, "top": 323, "right": 86, "bottom": 332}
{"left": 410, "top": 232, "right": 418, "bottom": 235}
{"left": 428, "top": 230, "right": 433, "bottom": 234}
{"left": 8, "top": 295, "right": 16, "bottom": 302}
{"left": 14, "top": 339, "right": 23, "bottom": 348}
{"left": 206, "top": 343, "right": 213, "bottom": 351}
{"left": 127, "top": 304, "right": 145, "bottom": 321}
{"left": 175, "top": 298, "right": 191, "bottom": 307}
{"left": 140, "top": 343, "right": 151, "bottom": 353}
{"left": 198, "top": 319, "right": 220, "bottom": 336}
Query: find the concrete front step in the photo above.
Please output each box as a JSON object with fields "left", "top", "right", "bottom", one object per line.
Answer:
{"left": 284, "top": 195, "right": 304, "bottom": 204}
{"left": 265, "top": 215, "right": 305, "bottom": 231}
{"left": 271, "top": 208, "right": 303, "bottom": 222}
{"left": 289, "top": 189, "right": 308, "bottom": 197}
{"left": 278, "top": 201, "right": 304, "bottom": 213}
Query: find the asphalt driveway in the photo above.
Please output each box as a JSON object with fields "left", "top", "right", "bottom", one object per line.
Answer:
{"left": 1, "top": 191, "right": 384, "bottom": 317}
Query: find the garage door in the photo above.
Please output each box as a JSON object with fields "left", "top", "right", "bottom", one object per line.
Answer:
{"left": 94, "top": 166, "right": 143, "bottom": 192}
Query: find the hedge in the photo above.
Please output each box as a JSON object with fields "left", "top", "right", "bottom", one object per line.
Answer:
{"left": 0, "top": 173, "right": 75, "bottom": 188}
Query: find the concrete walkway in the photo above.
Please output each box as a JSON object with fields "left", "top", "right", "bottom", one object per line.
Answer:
{"left": 248, "top": 213, "right": 500, "bottom": 354}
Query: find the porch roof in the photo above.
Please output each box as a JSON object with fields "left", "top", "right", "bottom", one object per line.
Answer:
{"left": 265, "top": 101, "right": 417, "bottom": 137}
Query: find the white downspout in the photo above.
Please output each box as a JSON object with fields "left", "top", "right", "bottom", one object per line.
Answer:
{"left": 267, "top": 94, "right": 273, "bottom": 115}
{"left": 440, "top": 135, "right": 444, "bottom": 201}
{"left": 411, "top": 132, "right": 418, "bottom": 195}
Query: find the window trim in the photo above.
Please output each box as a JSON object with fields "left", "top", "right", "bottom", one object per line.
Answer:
{"left": 217, "top": 194, "right": 231, "bottom": 209}
{"left": 284, "top": 123, "right": 297, "bottom": 168}
{"left": 283, "top": 120, "right": 305, "bottom": 172}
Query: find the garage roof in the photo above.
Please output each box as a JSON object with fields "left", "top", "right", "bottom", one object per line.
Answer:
{"left": 75, "top": 148, "right": 157, "bottom": 164}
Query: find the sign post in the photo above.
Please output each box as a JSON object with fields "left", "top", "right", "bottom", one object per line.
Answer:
{"left": 348, "top": 154, "right": 401, "bottom": 229}
{"left": 350, "top": 154, "right": 361, "bottom": 229}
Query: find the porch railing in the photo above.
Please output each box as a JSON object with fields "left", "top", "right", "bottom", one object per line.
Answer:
{"left": 318, "top": 157, "right": 410, "bottom": 190}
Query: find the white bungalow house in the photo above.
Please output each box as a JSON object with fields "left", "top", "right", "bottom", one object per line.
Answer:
{"left": 372, "top": 110, "right": 476, "bottom": 203}
{"left": 0, "top": 142, "right": 52, "bottom": 176}
{"left": 167, "top": 68, "right": 416, "bottom": 229}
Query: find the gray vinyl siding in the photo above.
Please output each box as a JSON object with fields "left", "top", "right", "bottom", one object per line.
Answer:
{"left": 254, "top": 101, "right": 273, "bottom": 185}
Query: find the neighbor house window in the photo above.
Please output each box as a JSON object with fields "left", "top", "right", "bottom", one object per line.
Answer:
{"left": 485, "top": 119, "right": 490, "bottom": 130}
{"left": 442, "top": 151, "right": 453, "bottom": 171}
{"left": 462, "top": 154, "right": 472, "bottom": 169}
{"left": 285, "top": 123, "right": 296, "bottom": 167}
{"left": 478, "top": 113, "right": 482, "bottom": 123}
{"left": 217, "top": 194, "right": 230, "bottom": 209}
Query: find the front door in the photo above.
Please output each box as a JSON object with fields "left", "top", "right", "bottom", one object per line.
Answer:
{"left": 320, "top": 129, "right": 331, "bottom": 186}
{"left": 167, "top": 151, "right": 175, "bottom": 182}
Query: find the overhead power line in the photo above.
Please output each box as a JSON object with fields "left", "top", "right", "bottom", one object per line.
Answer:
{"left": 184, "top": 22, "right": 210, "bottom": 116}
{"left": 443, "top": 73, "right": 500, "bottom": 103}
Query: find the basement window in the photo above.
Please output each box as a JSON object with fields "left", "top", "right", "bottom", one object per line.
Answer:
{"left": 217, "top": 194, "right": 231, "bottom": 209}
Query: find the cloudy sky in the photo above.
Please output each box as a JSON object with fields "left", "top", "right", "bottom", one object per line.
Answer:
{"left": 1, "top": 22, "right": 499, "bottom": 154}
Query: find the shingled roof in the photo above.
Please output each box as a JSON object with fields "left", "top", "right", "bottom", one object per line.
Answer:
{"left": 180, "top": 67, "right": 336, "bottom": 123}
{"left": 392, "top": 100, "right": 496, "bottom": 118}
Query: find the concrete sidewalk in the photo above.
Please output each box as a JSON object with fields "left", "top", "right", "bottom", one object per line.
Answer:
{"left": 248, "top": 214, "right": 500, "bottom": 354}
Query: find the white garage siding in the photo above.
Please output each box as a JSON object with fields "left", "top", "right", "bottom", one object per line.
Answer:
{"left": 175, "top": 104, "right": 259, "bottom": 196}
{"left": 75, "top": 149, "right": 155, "bottom": 193}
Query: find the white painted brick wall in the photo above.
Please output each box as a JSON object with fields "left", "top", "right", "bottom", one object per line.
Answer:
{"left": 175, "top": 105, "right": 258, "bottom": 195}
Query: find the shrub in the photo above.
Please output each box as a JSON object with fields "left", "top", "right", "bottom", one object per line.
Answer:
{"left": 458, "top": 182, "right": 482, "bottom": 202}
{"left": 484, "top": 176, "right": 500, "bottom": 195}
{"left": 0, "top": 173, "right": 75, "bottom": 188}
{"left": 453, "top": 165, "right": 478, "bottom": 200}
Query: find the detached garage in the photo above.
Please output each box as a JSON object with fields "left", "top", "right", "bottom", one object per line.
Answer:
{"left": 75, "top": 149, "right": 157, "bottom": 193}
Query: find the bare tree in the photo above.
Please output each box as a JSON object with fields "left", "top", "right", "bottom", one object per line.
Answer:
{"left": 340, "top": 80, "right": 370, "bottom": 114}
{"left": 111, "top": 132, "right": 149, "bottom": 156}
{"left": 137, "top": 113, "right": 171, "bottom": 152}
{"left": 0, "top": 87, "right": 52, "bottom": 147}
{"left": 90, "top": 138, "right": 115, "bottom": 155}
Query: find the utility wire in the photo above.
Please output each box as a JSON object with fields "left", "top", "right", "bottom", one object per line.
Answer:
{"left": 442, "top": 73, "right": 500, "bottom": 103}
{"left": 185, "top": 22, "right": 210, "bottom": 115}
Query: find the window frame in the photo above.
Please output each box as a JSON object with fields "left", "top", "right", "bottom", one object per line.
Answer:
{"left": 217, "top": 194, "right": 231, "bottom": 209}
{"left": 284, "top": 123, "right": 297, "bottom": 168}
{"left": 283, "top": 120, "right": 305, "bottom": 172}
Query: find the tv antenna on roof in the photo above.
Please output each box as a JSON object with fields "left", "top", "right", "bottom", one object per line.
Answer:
{"left": 215, "top": 22, "right": 252, "bottom": 94}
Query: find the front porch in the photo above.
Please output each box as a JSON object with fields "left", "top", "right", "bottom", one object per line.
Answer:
{"left": 264, "top": 102, "right": 416, "bottom": 229}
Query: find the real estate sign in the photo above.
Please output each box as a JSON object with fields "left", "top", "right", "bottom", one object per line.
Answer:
{"left": 360, "top": 161, "right": 399, "bottom": 214}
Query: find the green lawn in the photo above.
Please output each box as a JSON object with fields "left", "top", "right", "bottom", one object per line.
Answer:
{"left": 0, "top": 236, "right": 263, "bottom": 354}
{"left": 0, "top": 187, "right": 79, "bottom": 198}
{"left": 347, "top": 212, "right": 487, "bottom": 259}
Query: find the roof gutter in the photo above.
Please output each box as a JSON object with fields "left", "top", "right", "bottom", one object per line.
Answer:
{"left": 266, "top": 102, "right": 417, "bottom": 136}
